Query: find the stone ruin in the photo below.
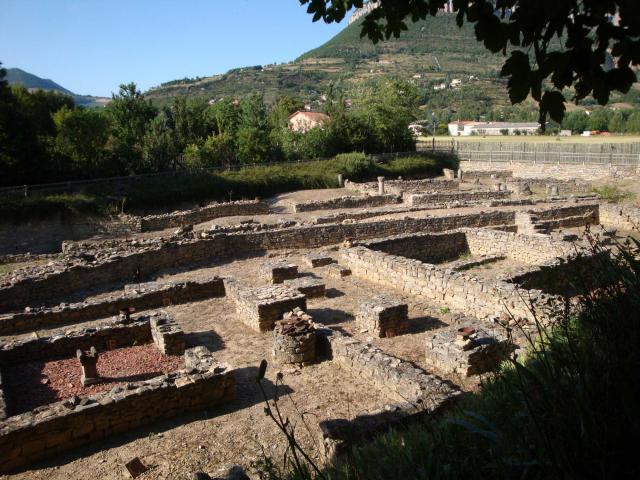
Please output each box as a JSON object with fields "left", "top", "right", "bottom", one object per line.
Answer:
{"left": 272, "top": 308, "right": 317, "bottom": 364}
{"left": 0, "top": 164, "right": 631, "bottom": 475}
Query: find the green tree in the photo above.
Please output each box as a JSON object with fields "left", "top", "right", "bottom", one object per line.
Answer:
{"left": 301, "top": 0, "right": 640, "bottom": 127}
{"left": 171, "top": 95, "right": 213, "bottom": 151}
{"left": 235, "top": 93, "right": 269, "bottom": 164}
{"left": 587, "top": 109, "right": 613, "bottom": 132}
{"left": 562, "top": 111, "right": 589, "bottom": 133}
{"left": 142, "top": 111, "right": 180, "bottom": 172}
{"left": 53, "top": 106, "right": 111, "bottom": 175}
{"left": 608, "top": 110, "right": 628, "bottom": 133}
{"left": 105, "top": 82, "right": 157, "bottom": 173}
{"left": 626, "top": 111, "right": 640, "bottom": 134}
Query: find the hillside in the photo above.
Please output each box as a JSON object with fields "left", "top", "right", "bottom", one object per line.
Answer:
{"left": 6, "top": 67, "right": 110, "bottom": 108}
{"left": 146, "top": 14, "right": 513, "bottom": 111}
{"left": 145, "top": 13, "right": 639, "bottom": 118}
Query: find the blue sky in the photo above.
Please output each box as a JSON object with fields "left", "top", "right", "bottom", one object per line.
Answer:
{"left": 0, "top": 0, "right": 348, "bottom": 97}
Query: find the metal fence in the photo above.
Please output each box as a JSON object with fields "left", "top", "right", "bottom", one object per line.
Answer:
{"left": 457, "top": 150, "right": 640, "bottom": 166}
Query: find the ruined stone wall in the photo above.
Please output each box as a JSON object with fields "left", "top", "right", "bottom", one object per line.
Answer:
{"left": 405, "top": 190, "right": 510, "bottom": 206}
{"left": 0, "top": 363, "right": 236, "bottom": 473}
{"left": 292, "top": 194, "right": 399, "bottom": 212}
{"left": 0, "top": 277, "right": 224, "bottom": 335}
{"left": 363, "top": 231, "right": 468, "bottom": 264}
{"left": 599, "top": 203, "right": 640, "bottom": 231}
{"left": 0, "top": 214, "right": 141, "bottom": 255}
{"left": 140, "top": 200, "right": 269, "bottom": 231}
{"left": 0, "top": 211, "right": 514, "bottom": 312}
{"left": 345, "top": 178, "right": 459, "bottom": 195}
{"left": 459, "top": 161, "right": 639, "bottom": 181}
{"left": 463, "top": 228, "right": 575, "bottom": 265}
{"left": 341, "top": 245, "right": 558, "bottom": 321}
{"left": 506, "top": 178, "right": 592, "bottom": 194}
{"left": 0, "top": 319, "right": 152, "bottom": 365}
{"left": 531, "top": 203, "right": 599, "bottom": 222}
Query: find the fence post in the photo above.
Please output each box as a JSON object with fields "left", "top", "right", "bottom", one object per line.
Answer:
{"left": 23, "top": 185, "right": 28, "bottom": 197}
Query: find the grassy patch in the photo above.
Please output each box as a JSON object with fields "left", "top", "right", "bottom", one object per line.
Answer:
{"left": 592, "top": 184, "right": 635, "bottom": 203}
{"left": 0, "top": 153, "right": 455, "bottom": 221}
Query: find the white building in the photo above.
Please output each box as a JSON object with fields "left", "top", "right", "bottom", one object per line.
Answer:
{"left": 448, "top": 121, "right": 541, "bottom": 136}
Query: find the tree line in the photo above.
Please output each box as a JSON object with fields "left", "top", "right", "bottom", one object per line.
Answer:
{"left": 0, "top": 63, "right": 418, "bottom": 187}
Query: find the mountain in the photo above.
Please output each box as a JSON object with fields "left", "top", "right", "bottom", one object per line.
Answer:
{"left": 5, "top": 68, "right": 110, "bottom": 108}
{"left": 145, "top": 12, "right": 639, "bottom": 115}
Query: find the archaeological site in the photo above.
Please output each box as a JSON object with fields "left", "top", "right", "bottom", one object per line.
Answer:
{"left": 0, "top": 155, "right": 637, "bottom": 479}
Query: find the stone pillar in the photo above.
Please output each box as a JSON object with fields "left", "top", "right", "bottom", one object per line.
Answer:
{"left": 377, "top": 176, "right": 385, "bottom": 195}
{"left": 457, "top": 169, "right": 463, "bottom": 181}
{"left": 550, "top": 185, "right": 559, "bottom": 196}
{"left": 337, "top": 174, "right": 344, "bottom": 188}
{"left": 76, "top": 347, "right": 100, "bottom": 386}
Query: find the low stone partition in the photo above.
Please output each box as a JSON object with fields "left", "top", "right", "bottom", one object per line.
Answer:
{"left": 292, "top": 194, "right": 400, "bottom": 213}
{"left": 599, "top": 203, "right": 640, "bottom": 231}
{"left": 405, "top": 190, "right": 510, "bottom": 206}
{"left": 356, "top": 295, "right": 408, "bottom": 338}
{"left": 283, "top": 277, "right": 326, "bottom": 298}
{"left": 150, "top": 313, "right": 185, "bottom": 355}
{"left": 0, "top": 209, "right": 518, "bottom": 312}
{"left": 259, "top": 260, "right": 298, "bottom": 284}
{"left": 0, "top": 313, "right": 166, "bottom": 365}
{"left": 224, "top": 278, "right": 307, "bottom": 332}
{"left": 0, "top": 349, "right": 235, "bottom": 473}
{"left": 340, "top": 243, "right": 562, "bottom": 322}
{"left": 326, "top": 263, "right": 351, "bottom": 278}
{"left": 425, "top": 323, "right": 512, "bottom": 377}
{"left": 303, "top": 252, "right": 336, "bottom": 268}
{"left": 140, "top": 200, "right": 269, "bottom": 231}
{"left": 463, "top": 228, "right": 575, "bottom": 265}
{"left": 447, "top": 255, "right": 505, "bottom": 271}
{"left": 0, "top": 277, "right": 224, "bottom": 335}
{"left": 363, "top": 231, "right": 468, "bottom": 264}
{"left": 506, "top": 178, "right": 591, "bottom": 195}
{"left": 460, "top": 170, "right": 513, "bottom": 181}
{"left": 459, "top": 160, "right": 638, "bottom": 181}
{"left": 345, "top": 178, "right": 459, "bottom": 195}
{"left": 315, "top": 324, "right": 460, "bottom": 459}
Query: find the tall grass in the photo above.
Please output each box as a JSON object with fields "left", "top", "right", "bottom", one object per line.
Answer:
{"left": 0, "top": 153, "right": 455, "bottom": 220}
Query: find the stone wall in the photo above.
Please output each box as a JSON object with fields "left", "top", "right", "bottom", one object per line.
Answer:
{"left": 315, "top": 323, "right": 460, "bottom": 459}
{"left": 345, "top": 178, "right": 459, "bottom": 195}
{"left": 0, "top": 354, "right": 235, "bottom": 473}
{"left": 292, "top": 194, "right": 400, "bottom": 212}
{"left": 140, "top": 200, "right": 269, "bottom": 231}
{"left": 506, "top": 178, "right": 592, "bottom": 195}
{"left": 405, "top": 190, "right": 510, "bottom": 206}
{"left": 363, "top": 231, "right": 468, "bottom": 264}
{"left": 599, "top": 203, "right": 640, "bottom": 231}
{"left": 0, "top": 277, "right": 225, "bottom": 335}
{"left": 459, "top": 160, "right": 639, "bottom": 181}
{"left": 0, "top": 210, "right": 516, "bottom": 312}
{"left": 0, "top": 214, "right": 140, "bottom": 255}
{"left": 0, "top": 316, "right": 154, "bottom": 365}
{"left": 463, "top": 228, "right": 575, "bottom": 265}
{"left": 340, "top": 243, "right": 561, "bottom": 322}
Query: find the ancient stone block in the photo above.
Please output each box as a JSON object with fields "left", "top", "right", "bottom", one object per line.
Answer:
{"left": 259, "top": 260, "right": 299, "bottom": 284}
{"left": 283, "top": 277, "right": 326, "bottom": 298}
{"left": 150, "top": 312, "right": 185, "bottom": 355}
{"left": 272, "top": 309, "right": 316, "bottom": 364}
{"left": 326, "top": 263, "right": 351, "bottom": 279}
{"left": 303, "top": 253, "right": 336, "bottom": 268}
{"left": 224, "top": 278, "right": 307, "bottom": 332}
{"left": 425, "top": 324, "right": 512, "bottom": 376}
{"left": 356, "top": 295, "right": 408, "bottom": 338}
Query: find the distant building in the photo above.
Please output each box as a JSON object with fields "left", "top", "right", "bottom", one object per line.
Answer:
{"left": 450, "top": 79, "right": 462, "bottom": 88}
{"left": 448, "top": 121, "right": 541, "bottom": 136}
{"left": 288, "top": 111, "right": 331, "bottom": 133}
{"left": 433, "top": 82, "right": 447, "bottom": 91}
{"left": 559, "top": 130, "right": 572, "bottom": 136}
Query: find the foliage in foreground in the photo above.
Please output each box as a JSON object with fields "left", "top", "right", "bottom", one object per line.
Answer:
{"left": 255, "top": 230, "right": 640, "bottom": 480}
{"left": 0, "top": 153, "right": 455, "bottom": 221}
